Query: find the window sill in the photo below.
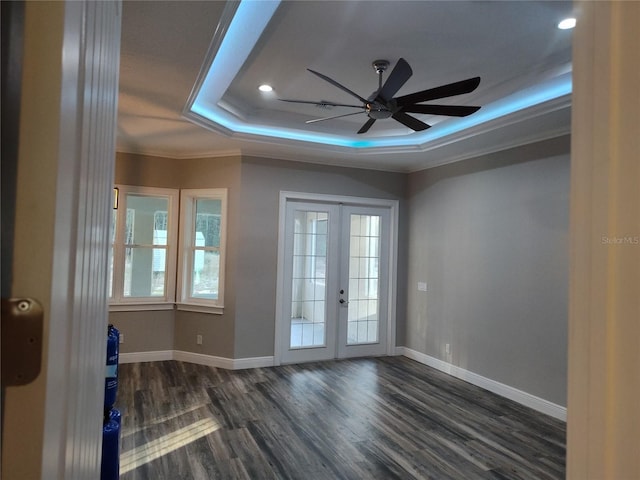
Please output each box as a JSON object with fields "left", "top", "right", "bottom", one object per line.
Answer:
{"left": 108, "top": 301, "right": 223, "bottom": 315}
{"left": 109, "top": 302, "right": 175, "bottom": 312}
{"left": 176, "top": 303, "right": 224, "bottom": 315}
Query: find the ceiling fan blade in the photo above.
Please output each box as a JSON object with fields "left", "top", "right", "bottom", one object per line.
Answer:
{"left": 305, "top": 111, "right": 365, "bottom": 124}
{"left": 395, "top": 77, "right": 481, "bottom": 106}
{"left": 357, "top": 118, "right": 376, "bottom": 134}
{"left": 401, "top": 104, "right": 481, "bottom": 117}
{"left": 307, "top": 68, "right": 370, "bottom": 104}
{"left": 392, "top": 111, "right": 431, "bottom": 131}
{"left": 279, "top": 99, "right": 365, "bottom": 109}
{"left": 376, "top": 58, "right": 413, "bottom": 102}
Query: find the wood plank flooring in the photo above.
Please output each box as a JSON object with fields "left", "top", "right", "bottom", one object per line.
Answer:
{"left": 116, "top": 357, "right": 565, "bottom": 479}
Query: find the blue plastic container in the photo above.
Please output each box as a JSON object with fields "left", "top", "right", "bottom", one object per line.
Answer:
{"left": 100, "top": 410, "right": 120, "bottom": 480}
{"left": 104, "top": 324, "right": 119, "bottom": 410}
{"left": 109, "top": 407, "right": 121, "bottom": 426}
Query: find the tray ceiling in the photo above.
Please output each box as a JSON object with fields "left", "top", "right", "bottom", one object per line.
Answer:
{"left": 118, "top": 0, "right": 574, "bottom": 172}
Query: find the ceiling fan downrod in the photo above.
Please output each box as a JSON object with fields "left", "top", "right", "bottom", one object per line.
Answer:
{"left": 372, "top": 59, "right": 389, "bottom": 90}
{"left": 366, "top": 60, "right": 393, "bottom": 119}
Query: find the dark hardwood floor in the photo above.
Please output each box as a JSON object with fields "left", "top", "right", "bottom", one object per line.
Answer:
{"left": 116, "top": 356, "right": 565, "bottom": 480}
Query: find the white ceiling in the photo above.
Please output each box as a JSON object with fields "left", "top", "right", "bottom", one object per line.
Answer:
{"left": 117, "top": 0, "right": 574, "bottom": 172}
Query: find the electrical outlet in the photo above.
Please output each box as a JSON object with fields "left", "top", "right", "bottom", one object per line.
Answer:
{"left": 445, "top": 343, "right": 451, "bottom": 355}
{"left": 119, "top": 333, "right": 124, "bottom": 344}
{"left": 196, "top": 334, "right": 203, "bottom": 345}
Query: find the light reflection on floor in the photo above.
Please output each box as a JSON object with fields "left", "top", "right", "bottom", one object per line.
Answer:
{"left": 133, "top": 403, "right": 210, "bottom": 428}
{"left": 119, "top": 417, "right": 221, "bottom": 474}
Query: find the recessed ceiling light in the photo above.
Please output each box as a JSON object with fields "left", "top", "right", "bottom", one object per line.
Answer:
{"left": 258, "top": 84, "right": 273, "bottom": 92}
{"left": 558, "top": 17, "right": 576, "bottom": 30}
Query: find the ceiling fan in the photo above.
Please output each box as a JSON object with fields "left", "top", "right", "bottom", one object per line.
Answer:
{"left": 279, "top": 58, "right": 481, "bottom": 134}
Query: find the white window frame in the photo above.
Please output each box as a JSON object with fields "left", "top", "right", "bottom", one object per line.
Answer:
{"left": 177, "top": 188, "right": 228, "bottom": 314}
{"left": 110, "top": 185, "right": 179, "bottom": 311}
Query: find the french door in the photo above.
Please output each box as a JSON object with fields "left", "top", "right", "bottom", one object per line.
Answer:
{"left": 277, "top": 195, "right": 394, "bottom": 364}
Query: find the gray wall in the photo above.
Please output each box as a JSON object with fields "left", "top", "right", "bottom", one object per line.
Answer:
{"left": 111, "top": 153, "right": 407, "bottom": 359}
{"left": 113, "top": 141, "right": 570, "bottom": 408}
{"left": 112, "top": 153, "right": 242, "bottom": 357}
{"left": 234, "top": 156, "right": 407, "bottom": 358}
{"left": 110, "top": 310, "right": 174, "bottom": 353}
{"left": 405, "top": 136, "right": 570, "bottom": 406}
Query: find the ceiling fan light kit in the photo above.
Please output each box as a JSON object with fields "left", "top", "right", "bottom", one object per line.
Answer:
{"left": 279, "top": 57, "right": 481, "bottom": 134}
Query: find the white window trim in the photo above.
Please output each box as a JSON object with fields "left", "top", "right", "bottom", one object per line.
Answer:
{"left": 177, "top": 188, "right": 228, "bottom": 314}
{"left": 175, "top": 303, "right": 224, "bottom": 315}
{"left": 110, "top": 185, "right": 179, "bottom": 307}
{"left": 110, "top": 302, "right": 175, "bottom": 312}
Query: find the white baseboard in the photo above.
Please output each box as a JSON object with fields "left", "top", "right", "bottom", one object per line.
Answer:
{"left": 232, "top": 356, "right": 275, "bottom": 369}
{"left": 120, "top": 347, "right": 565, "bottom": 421}
{"left": 119, "top": 349, "right": 275, "bottom": 370}
{"left": 397, "top": 347, "right": 567, "bottom": 422}
{"left": 119, "top": 350, "right": 173, "bottom": 364}
{"left": 173, "top": 350, "right": 236, "bottom": 369}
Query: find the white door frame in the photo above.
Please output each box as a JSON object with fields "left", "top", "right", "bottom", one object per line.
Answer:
{"left": 2, "top": 2, "right": 121, "bottom": 478}
{"left": 274, "top": 191, "right": 399, "bottom": 366}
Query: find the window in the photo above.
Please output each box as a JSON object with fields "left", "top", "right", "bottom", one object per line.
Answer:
{"left": 177, "top": 189, "right": 228, "bottom": 313}
{"left": 110, "top": 186, "right": 179, "bottom": 310}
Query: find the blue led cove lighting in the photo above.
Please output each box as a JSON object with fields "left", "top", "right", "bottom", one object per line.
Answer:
{"left": 189, "top": 0, "right": 572, "bottom": 150}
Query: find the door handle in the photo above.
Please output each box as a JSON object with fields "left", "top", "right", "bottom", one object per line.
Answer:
{"left": 1, "top": 298, "right": 44, "bottom": 387}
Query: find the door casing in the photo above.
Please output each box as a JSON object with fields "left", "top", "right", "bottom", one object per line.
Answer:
{"left": 274, "top": 191, "right": 399, "bottom": 365}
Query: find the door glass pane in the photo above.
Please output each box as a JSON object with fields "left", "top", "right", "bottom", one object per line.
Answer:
{"left": 347, "top": 214, "right": 380, "bottom": 345}
{"left": 290, "top": 210, "right": 328, "bottom": 349}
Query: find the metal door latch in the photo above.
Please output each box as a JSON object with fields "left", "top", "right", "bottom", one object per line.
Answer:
{"left": 1, "top": 297, "right": 43, "bottom": 386}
